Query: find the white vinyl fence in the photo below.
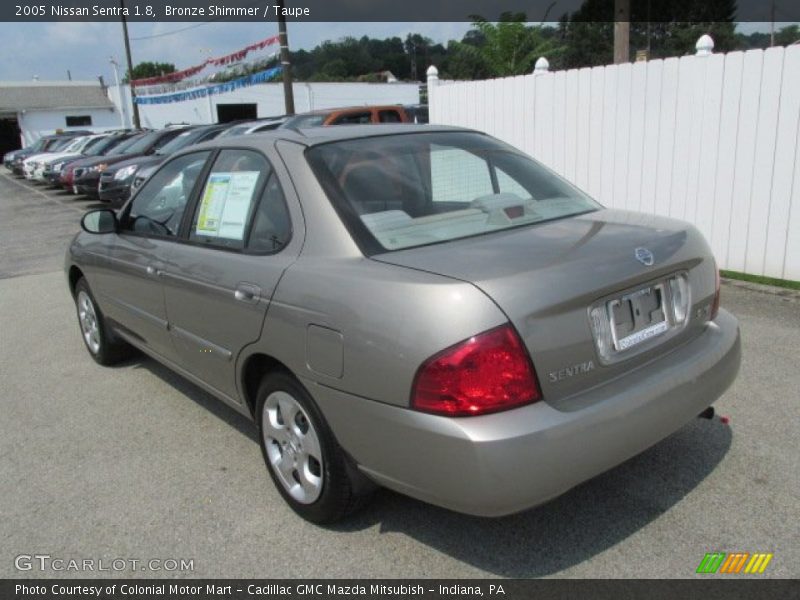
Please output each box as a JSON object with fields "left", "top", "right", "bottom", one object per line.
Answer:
{"left": 428, "top": 41, "right": 800, "bottom": 281}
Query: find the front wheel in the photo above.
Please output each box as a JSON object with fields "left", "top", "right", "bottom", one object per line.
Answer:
{"left": 256, "top": 372, "right": 368, "bottom": 524}
{"left": 74, "top": 277, "right": 132, "bottom": 365}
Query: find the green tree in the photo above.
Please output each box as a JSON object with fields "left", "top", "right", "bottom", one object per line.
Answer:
{"left": 557, "top": 0, "right": 738, "bottom": 69}
{"left": 126, "top": 61, "right": 176, "bottom": 82}
{"left": 405, "top": 34, "right": 447, "bottom": 81}
{"left": 775, "top": 24, "right": 800, "bottom": 46}
{"left": 465, "top": 12, "right": 564, "bottom": 76}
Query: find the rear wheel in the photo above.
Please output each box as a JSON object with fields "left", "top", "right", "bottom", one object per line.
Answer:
{"left": 256, "top": 371, "right": 368, "bottom": 523}
{"left": 74, "top": 277, "right": 132, "bottom": 365}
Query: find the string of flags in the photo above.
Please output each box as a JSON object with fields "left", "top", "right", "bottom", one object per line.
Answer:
{"left": 133, "top": 66, "right": 283, "bottom": 105}
{"left": 131, "top": 34, "right": 280, "bottom": 87}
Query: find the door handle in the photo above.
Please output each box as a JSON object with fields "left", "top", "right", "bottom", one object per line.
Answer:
{"left": 146, "top": 265, "right": 161, "bottom": 277}
{"left": 234, "top": 283, "right": 261, "bottom": 304}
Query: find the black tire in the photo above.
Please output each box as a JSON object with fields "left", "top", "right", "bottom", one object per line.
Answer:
{"left": 256, "top": 371, "right": 369, "bottom": 524}
{"left": 74, "top": 277, "right": 133, "bottom": 366}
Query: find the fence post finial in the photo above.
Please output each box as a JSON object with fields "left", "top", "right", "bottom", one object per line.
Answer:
{"left": 695, "top": 34, "right": 714, "bottom": 56}
{"left": 534, "top": 57, "right": 550, "bottom": 75}
{"left": 426, "top": 65, "right": 438, "bottom": 116}
{"left": 426, "top": 65, "right": 439, "bottom": 86}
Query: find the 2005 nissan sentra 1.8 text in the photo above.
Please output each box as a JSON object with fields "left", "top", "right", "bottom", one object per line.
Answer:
{"left": 65, "top": 125, "right": 740, "bottom": 523}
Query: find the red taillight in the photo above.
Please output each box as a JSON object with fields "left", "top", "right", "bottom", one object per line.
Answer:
{"left": 711, "top": 264, "right": 721, "bottom": 321}
{"left": 411, "top": 324, "right": 541, "bottom": 417}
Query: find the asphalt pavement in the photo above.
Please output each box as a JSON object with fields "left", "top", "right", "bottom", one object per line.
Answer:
{"left": 0, "top": 170, "right": 798, "bottom": 579}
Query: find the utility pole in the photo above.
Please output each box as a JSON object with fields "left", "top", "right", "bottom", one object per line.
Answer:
{"left": 614, "top": 0, "right": 630, "bottom": 64}
{"left": 276, "top": 0, "right": 295, "bottom": 115}
{"left": 109, "top": 57, "right": 127, "bottom": 128}
{"left": 770, "top": 0, "right": 776, "bottom": 47}
{"left": 120, "top": 0, "right": 141, "bottom": 128}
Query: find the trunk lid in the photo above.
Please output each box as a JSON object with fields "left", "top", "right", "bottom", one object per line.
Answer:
{"left": 372, "top": 209, "right": 718, "bottom": 409}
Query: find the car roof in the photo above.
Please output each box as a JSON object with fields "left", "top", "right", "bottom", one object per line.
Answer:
{"left": 300, "top": 105, "right": 405, "bottom": 116}
{"left": 188, "top": 124, "right": 469, "bottom": 151}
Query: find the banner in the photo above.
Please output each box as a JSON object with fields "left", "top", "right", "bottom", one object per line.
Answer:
{"left": 133, "top": 67, "right": 282, "bottom": 105}
{"left": 5, "top": 579, "right": 799, "bottom": 600}
{"left": 131, "top": 34, "right": 280, "bottom": 87}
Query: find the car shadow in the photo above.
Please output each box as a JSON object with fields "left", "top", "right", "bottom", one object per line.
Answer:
{"left": 334, "top": 419, "right": 732, "bottom": 577}
{"left": 113, "top": 354, "right": 731, "bottom": 577}
{"left": 113, "top": 353, "right": 259, "bottom": 443}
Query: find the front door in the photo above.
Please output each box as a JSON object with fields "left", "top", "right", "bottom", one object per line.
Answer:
{"left": 100, "top": 150, "right": 213, "bottom": 362}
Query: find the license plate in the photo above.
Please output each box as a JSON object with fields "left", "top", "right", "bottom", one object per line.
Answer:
{"left": 607, "top": 284, "right": 669, "bottom": 352}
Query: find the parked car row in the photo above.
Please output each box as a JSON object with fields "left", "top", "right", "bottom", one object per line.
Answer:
{"left": 3, "top": 104, "right": 427, "bottom": 205}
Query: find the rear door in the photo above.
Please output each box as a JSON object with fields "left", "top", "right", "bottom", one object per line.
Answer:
{"left": 161, "top": 148, "right": 298, "bottom": 402}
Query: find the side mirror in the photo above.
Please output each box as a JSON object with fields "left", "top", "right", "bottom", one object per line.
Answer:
{"left": 81, "top": 209, "right": 118, "bottom": 234}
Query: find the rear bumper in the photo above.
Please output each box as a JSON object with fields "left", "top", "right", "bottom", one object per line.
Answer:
{"left": 308, "top": 309, "right": 741, "bottom": 517}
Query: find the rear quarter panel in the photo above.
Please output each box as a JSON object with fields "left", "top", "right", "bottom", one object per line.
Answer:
{"left": 242, "top": 139, "right": 507, "bottom": 407}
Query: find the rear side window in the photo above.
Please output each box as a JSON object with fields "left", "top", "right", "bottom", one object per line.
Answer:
{"left": 378, "top": 110, "right": 402, "bottom": 123}
{"left": 188, "top": 149, "right": 291, "bottom": 253}
{"left": 247, "top": 175, "right": 292, "bottom": 253}
{"left": 331, "top": 112, "right": 371, "bottom": 125}
{"left": 189, "top": 150, "right": 271, "bottom": 251}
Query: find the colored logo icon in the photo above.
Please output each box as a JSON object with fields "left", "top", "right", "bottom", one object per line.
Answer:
{"left": 696, "top": 552, "right": 773, "bottom": 574}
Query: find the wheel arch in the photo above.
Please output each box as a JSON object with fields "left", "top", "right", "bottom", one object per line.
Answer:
{"left": 240, "top": 352, "right": 294, "bottom": 418}
{"left": 68, "top": 265, "right": 84, "bottom": 297}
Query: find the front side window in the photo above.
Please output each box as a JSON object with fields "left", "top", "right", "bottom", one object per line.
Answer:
{"left": 307, "top": 131, "right": 600, "bottom": 253}
{"left": 122, "top": 151, "right": 211, "bottom": 238}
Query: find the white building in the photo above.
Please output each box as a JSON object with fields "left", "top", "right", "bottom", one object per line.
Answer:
{"left": 0, "top": 80, "right": 122, "bottom": 151}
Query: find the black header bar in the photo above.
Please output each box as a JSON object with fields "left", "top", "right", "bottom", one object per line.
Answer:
{"left": 3, "top": 0, "right": 799, "bottom": 23}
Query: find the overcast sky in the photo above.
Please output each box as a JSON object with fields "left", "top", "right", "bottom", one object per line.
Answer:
{"left": 0, "top": 21, "right": 474, "bottom": 82}
{"left": 0, "top": 21, "right": 789, "bottom": 83}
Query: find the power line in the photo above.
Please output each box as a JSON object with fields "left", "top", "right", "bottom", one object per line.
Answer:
{"left": 131, "top": 21, "right": 218, "bottom": 41}
{"left": 130, "top": 0, "right": 264, "bottom": 41}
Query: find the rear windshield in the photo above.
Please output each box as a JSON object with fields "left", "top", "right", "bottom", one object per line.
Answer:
{"left": 282, "top": 114, "right": 325, "bottom": 129}
{"left": 82, "top": 136, "right": 108, "bottom": 152}
{"left": 121, "top": 130, "right": 163, "bottom": 155}
{"left": 216, "top": 124, "right": 250, "bottom": 138}
{"left": 107, "top": 134, "right": 146, "bottom": 156}
{"left": 48, "top": 137, "right": 76, "bottom": 151}
{"left": 85, "top": 135, "right": 128, "bottom": 156}
{"left": 306, "top": 131, "right": 600, "bottom": 254}
{"left": 155, "top": 128, "right": 209, "bottom": 155}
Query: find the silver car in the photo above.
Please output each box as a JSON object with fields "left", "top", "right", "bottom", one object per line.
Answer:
{"left": 66, "top": 125, "right": 741, "bottom": 523}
